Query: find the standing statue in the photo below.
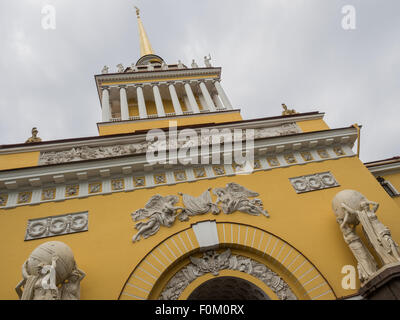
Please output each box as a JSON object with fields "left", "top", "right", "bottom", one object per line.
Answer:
{"left": 161, "top": 61, "right": 168, "bottom": 70}
{"left": 332, "top": 190, "right": 400, "bottom": 283}
{"left": 204, "top": 54, "right": 212, "bottom": 67}
{"left": 116, "top": 64, "right": 125, "bottom": 73}
{"left": 101, "top": 66, "right": 109, "bottom": 74}
{"left": 15, "top": 241, "right": 85, "bottom": 300}
{"left": 177, "top": 60, "right": 184, "bottom": 69}
{"left": 25, "top": 127, "right": 42, "bottom": 144}
{"left": 213, "top": 183, "right": 270, "bottom": 218}
{"left": 191, "top": 59, "right": 199, "bottom": 68}
{"left": 131, "top": 195, "right": 185, "bottom": 242}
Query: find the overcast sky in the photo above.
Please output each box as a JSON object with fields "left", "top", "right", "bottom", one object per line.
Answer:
{"left": 0, "top": 0, "right": 398, "bottom": 162}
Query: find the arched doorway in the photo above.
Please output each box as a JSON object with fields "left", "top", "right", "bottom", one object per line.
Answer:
{"left": 187, "top": 276, "right": 270, "bottom": 300}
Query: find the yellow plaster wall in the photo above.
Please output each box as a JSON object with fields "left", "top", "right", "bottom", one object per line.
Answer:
{"left": 380, "top": 171, "right": 400, "bottom": 208}
{"left": 0, "top": 151, "right": 40, "bottom": 171}
{"left": 296, "top": 119, "right": 330, "bottom": 132}
{"left": 1, "top": 156, "right": 400, "bottom": 300}
{"left": 98, "top": 111, "right": 243, "bottom": 136}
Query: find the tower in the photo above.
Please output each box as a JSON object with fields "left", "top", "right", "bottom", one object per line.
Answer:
{"left": 96, "top": 8, "right": 239, "bottom": 136}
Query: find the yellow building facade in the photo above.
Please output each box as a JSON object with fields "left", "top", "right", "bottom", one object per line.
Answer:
{"left": 1, "top": 9, "right": 399, "bottom": 301}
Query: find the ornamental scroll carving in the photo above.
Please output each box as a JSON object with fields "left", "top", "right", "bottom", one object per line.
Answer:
{"left": 16, "top": 241, "right": 85, "bottom": 300}
{"left": 131, "top": 183, "right": 269, "bottom": 242}
{"left": 159, "top": 249, "right": 297, "bottom": 300}
{"left": 332, "top": 190, "right": 400, "bottom": 284}
{"left": 38, "top": 123, "right": 302, "bottom": 165}
{"left": 25, "top": 212, "right": 88, "bottom": 241}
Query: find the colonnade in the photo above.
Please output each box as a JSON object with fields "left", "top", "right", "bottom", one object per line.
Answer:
{"left": 101, "top": 80, "right": 232, "bottom": 122}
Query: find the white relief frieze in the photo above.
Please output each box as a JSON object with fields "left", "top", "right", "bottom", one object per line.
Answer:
{"left": 38, "top": 123, "right": 302, "bottom": 165}
{"left": 159, "top": 249, "right": 297, "bottom": 300}
{"left": 131, "top": 183, "right": 269, "bottom": 242}
{"left": 25, "top": 212, "right": 88, "bottom": 241}
{"left": 290, "top": 172, "right": 339, "bottom": 194}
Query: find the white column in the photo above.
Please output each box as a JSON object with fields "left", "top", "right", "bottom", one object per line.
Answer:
{"left": 199, "top": 81, "right": 216, "bottom": 111}
{"left": 101, "top": 87, "right": 111, "bottom": 122}
{"left": 214, "top": 81, "right": 233, "bottom": 110}
{"left": 168, "top": 84, "right": 183, "bottom": 115}
{"left": 136, "top": 86, "right": 148, "bottom": 119}
{"left": 119, "top": 86, "right": 130, "bottom": 120}
{"left": 212, "top": 94, "right": 224, "bottom": 110}
{"left": 184, "top": 82, "right": 200, "bottom": 114}
{"left": 199, "top": 94, "right": 208, "bottom": 111}
{"left": 152, "top": 84, "right": 165, "bottom": 117}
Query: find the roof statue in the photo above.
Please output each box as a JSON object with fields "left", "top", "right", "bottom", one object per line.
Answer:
{"left": 281, "top": 103, "right": 297, "bottom": 116}
{"left": 25, "top": 127, "right": 42, "bottom": 144}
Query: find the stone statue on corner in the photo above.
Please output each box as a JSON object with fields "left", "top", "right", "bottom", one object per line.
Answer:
{"left": 15, "top": 241, "right": 85, "bottom": 300}
{"left": 332, "top": 189, "right": 400, "bottom": 283}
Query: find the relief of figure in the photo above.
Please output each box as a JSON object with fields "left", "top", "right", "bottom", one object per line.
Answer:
{"left": 213, "top": 183, "right": 269, "bottom": 218}
{"left": 15, "top": 241, "right": 85, "bottom": 300}
{"left": 101, "top": 65, "right": 109, "bottom": 74}
{"left": 116, "top": 63, "right": 125, "bottom": 73}
{"left": 25, "top": 127, "right": 42, "bottom": 144}
{"left": 332, "top": 189, "right": 400, "bottom": 283}
{"left": 131, "top": 195, "right": 185, "bottom": 242}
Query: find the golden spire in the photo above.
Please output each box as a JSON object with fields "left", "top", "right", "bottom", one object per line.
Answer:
{"left": 134, "top": 6, "right": 154, "bottom": 57}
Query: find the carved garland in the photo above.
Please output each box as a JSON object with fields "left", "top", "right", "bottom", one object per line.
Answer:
{"left": 159, "top": 249, "right": 297, "bottom": 300}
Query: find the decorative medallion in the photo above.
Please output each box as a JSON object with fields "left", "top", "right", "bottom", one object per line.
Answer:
{"left": 41, "top": 188, "right": 56, "bottom": 201}
{"left": 284, "top": 153, "right": 297, "bottom": 164}
{"left": 193, "top": 167, "right": 206, "bottom": 178}
{"left": 65, "top": 185, "right": 79, "bottom": 197}
{"left": 300, "top": 151, "right": 313, "bottom": 162}
{"left": 111, "top": 179, "right": 125, "bottom": 191}
{"left": 267, "top": 157, "right": 280, "bottom": 167}
{"left": 174, "top": 171, "right": 187, "bottom": 182}
{"left": 213, "top": 166, "right": 226, "bottom": 176}
{"left": 17, "top": 192, "right": 32, "bottom": 204}
{"left": 0, "top": 194, "right": 8, "bottom": 207}
{"left": 134, "top": 176, "right": 146, "bottom": 187}
{"left": 89, "top": 182, "right": 102, "bottom": 194}
{"left": 290, "top": 172, "right": 339, "bottom": 194}
{"left": 25, "top": 212, "right": 89, "bottom": 241}
{"left": 317, "top": 149, "right": 330, "bottom": 159}
{"left": 154, "top": 173, "right": 166, "bottom": 185}
{"left": 333, "top": 147, "right": 345, "bottom": 156}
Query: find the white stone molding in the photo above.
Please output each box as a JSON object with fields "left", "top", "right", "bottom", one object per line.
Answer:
{"left": 192, "top": 220, "right": 219, "bottom": 251}
{"left": 159, "top": 249, "right": 297, "bottom": 300}
{"left": 25, "top": 212, "right": 88, "bottom": 241}
{"left": 289, "top": 172, "right": 340, "bottom": 194}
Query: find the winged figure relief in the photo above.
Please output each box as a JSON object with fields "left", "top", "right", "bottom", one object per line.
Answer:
{"left": 213, "top": 183, "right": 270, "bottom": 218}
{"left": 178, "top": 188, "right": 220, "bottom": 221}
{"left": 131, "top": 195, "right": 184, "bottom": 242}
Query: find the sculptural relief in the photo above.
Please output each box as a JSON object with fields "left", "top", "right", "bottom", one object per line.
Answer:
{"left": 25, "top": 127, "right": 42, "bottom": 144}
{"left": 15, "top": 241, "right": 85, "bottom": 300}
{"left": 332, "top": 190, "right": 400, "bottom": 283}
{"left": 131, "top": 195, "right": 184, "bottom": 242}
{"left": 131, "top": 183, "right": 270, "bottom": 242}
{"left": 38, "top": 124, "right": 302, "bottom": 165}
{"left": 25, "top": 212, "right": 89, "bottom": 241}
{"left": 159, "top": 249, "right": 296, "bottom": 300}
{"left": 290, "top": 172, "right": 339, "bottom": 194}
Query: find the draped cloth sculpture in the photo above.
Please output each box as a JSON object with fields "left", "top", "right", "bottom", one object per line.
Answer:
{"left": 15, "top": 241, "right": 85, "bottom": 300}
{"left": 332, "top": 189, "right": 400, "bottom": 284}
